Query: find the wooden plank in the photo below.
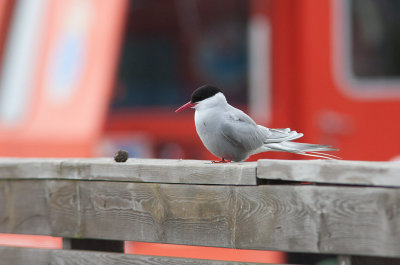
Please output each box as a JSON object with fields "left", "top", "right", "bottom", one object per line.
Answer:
{"left": 0, "top": 158, "right": 257, "bottom": 185}
{"left": 0, "top": 180, "right": 237, "bottom": 248}
{"left": 76, "top": 181, "right": 237, "bottom": 247}
{"left": 234, "top": 185, "right": 400, "bottom": 257}
{"left": 257, "top": 159, "right": 400, "bottom": 187}
{"left": 0, "top": 246, "right": 50, "bottom": 265}
{"left": 0, "top": 180, "right": 52, "bottom": 235}
{"left": 0, "top": 246, "right": 278, "bottom": 265}
{"left": 1, "top": 180, "right": 400, "bottom": 257}
{"left": 338, "top": 255, "right": 400, "bottom": 265}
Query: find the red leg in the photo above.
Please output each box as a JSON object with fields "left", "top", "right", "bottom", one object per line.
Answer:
{"left": 212, "top": 158, "right": 232, "bottom": 163}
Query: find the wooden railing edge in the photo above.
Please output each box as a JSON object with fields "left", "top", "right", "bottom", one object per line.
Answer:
{"left": 1, "top": 158, "right": 400, "bottom": 265}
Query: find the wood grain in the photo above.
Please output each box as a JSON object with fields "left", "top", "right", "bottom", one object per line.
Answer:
{"left": 0, "top": 158, "right": 257, "bottom": 185}
{"left": 338, "top": 255, "right": 400, "bottom": 265}
{"left": 0, "top": 247, "right": 275, "bottom": 265}
{"left": 3, "top": 158, "right": 400, "bottom": 186}
{"left": 0, "top": 180, "right": 237, "bottom": 247}
{"left": 1, "top": 180, "right": 400, "bottom": 257}
{"left": 234, "top": 185, "right": 400, "bottom": 257}
{"left": 77, "top": 181, "right": 237, "bottom": 247}
{"left": 257, "top": 159, "right": 400, "bottom": 187}
{"left": 0, "top": 180, "right": 51, "bottom": 235}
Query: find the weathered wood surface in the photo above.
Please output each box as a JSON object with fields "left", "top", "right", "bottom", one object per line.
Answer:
{"left": 0, "top": 158, "right": 257, "bottom": 185}
{"left": 4, "top": 158, "right": 400, "bottom": 187}
{"left": 0, "top": 246, "right": 273, "bottom": 265}
{"left": 338, "top": 255, "right": 400, "bottom": 265}
{"left": 258, "top": 159, "right": 400, "bottom": 187}
{"left": 1, "top": 180, "right": 399, "bottom": 257}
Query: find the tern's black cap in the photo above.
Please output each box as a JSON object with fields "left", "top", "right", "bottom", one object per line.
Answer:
{"left": 190, "top": 85, "right": 222, "bottom": 103}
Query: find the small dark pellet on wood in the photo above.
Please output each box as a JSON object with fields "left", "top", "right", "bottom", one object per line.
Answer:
{"left": 114, "top": 150, "right": 129, "bottom": 162}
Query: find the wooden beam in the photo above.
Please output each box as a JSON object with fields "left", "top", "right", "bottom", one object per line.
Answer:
{"left": 1, "top": 180, "right": 400, "bottom": 257}
{"left": 0, "top": 180, "right": 237, "bottom": 248}
{"left": 338, "top": 255, "right": 400, "bottom": 265}
{"left": 4, "top": 158, "right": 400, "bottom": 187}
{"left": 257, "top": 159, "right": 400, "bottom": 187}
{"left": 0, "top": 158, "right": 257, "bottom": 185}
{"left": 234, "top": 185, "right": 400, "bottom": 257}
{"left": 0, "top": 246, "right": 279, "bottom": 265}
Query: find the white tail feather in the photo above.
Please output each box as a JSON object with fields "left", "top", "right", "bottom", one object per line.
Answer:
{"left": 296, "top": 151, "right": 340, "bottom": 160}
{"left": 308, "top": 151, "right": 342, "bottom": 160}
{"left": 264, "top": 141, "right": 339, "bottom": 160}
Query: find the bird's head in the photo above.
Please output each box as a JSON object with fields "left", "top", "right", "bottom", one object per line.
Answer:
{"left": 175, "top": 84, "right": 224, "bottom": 112}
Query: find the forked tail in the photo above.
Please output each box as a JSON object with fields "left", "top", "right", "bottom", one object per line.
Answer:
{"left": 264, "top": 141, "right": 340, "bottom": 160}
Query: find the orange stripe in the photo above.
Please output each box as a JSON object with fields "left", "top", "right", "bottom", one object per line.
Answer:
{"left": 125, "top": 242, "right": 286, "bottom": 263}
{"left": 0, "top": 234, "right": 62, "bottom": 249}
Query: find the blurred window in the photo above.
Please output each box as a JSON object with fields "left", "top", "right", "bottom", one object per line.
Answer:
{"left": 351, "top": 0, "right": 400, "bottom": 78}
{"left": 112, "top": 0, "right": 248, "bottom": 109}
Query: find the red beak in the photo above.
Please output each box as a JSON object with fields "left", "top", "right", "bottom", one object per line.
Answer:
{"left": 175, "top": 101, "right": 197, "bottom": 113}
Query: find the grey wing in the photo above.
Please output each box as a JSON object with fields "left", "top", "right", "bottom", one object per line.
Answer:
{"left": 219, "top": 109, "right": 266, "bottom": 151}
{"left": 261, "top": 127, "right": 304, "bottom": 143}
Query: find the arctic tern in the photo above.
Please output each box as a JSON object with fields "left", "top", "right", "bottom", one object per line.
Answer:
{"left": 175, "top": 84, "right": 338, "bottom": 162}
